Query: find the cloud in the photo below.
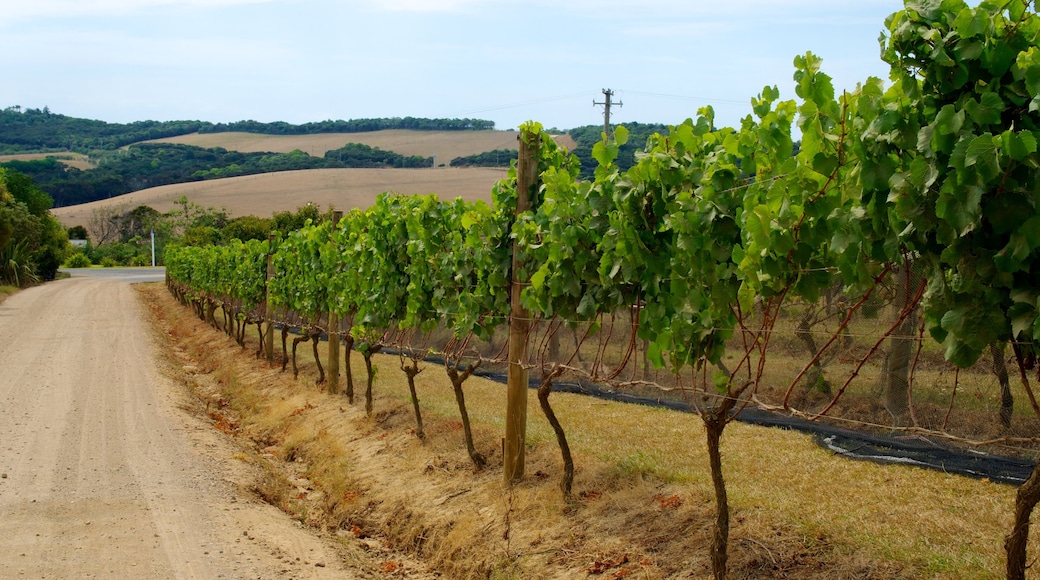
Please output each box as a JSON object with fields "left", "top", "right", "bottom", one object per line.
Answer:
{"left": 623, "top": 21, "right": 736, "bottom": 38}
{"left": 350, "top": 0, "right": 495, "bottom": 12}
{"left": 1, "top": 28, "right": 286, "bottom": 69}
{"left": 527, "top": 0, "right": 900, "bottom": 21}
{"left": 0, "top": 0, "right": 276, "bottom": 22}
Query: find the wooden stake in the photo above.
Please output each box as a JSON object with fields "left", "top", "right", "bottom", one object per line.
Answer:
{"left": 504, "top": 129, "right": 538, "bottom": 484}
{"left": 327, "top": 210, "right": 343, "bottom": 395}
{"left": 264, "top": 233, "right": 275, "bottom": 364}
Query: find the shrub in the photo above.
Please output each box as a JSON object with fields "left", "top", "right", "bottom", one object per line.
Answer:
{"left": 99, "top": 257, "right": 117, "bottom": 268}
{"left": 64, "top": 253, "right": 92, "bottom": 268}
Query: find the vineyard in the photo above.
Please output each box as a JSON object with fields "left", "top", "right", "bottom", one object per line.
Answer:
{"left": 164, "top": 2, "right": 1040, "bottom": 578}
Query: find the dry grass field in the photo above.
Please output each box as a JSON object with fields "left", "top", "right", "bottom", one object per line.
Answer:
{"left": 0, "top": 152, "right": 95, "bottom": 170}
{"left": 53, "top": 166, "right": 505, "bottom": 229}
{"left": 143, "top": 129, "right": 578, "bottom": 165}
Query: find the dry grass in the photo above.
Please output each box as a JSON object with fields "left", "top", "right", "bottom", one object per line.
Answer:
{"left": 142, "top": 129, "right": 578, "bottom": 164}
{"left": 53, "top": 166, "right": 504, "bottom": 229}
{"left": 139, "top": 282, "right": 1037, "bottom": 579}
{"left": 0, "top": 152, "right": 95, "bottom": 170}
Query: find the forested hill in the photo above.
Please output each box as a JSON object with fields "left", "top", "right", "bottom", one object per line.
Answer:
{"left": 2, "top": 142, "right": 433, "bottom": 207}
{"left": 0, "top": 106, "right": 496, "bottom": 154}
{"left": 0, "top": 107, "right": 205, "bottom": 153}
{"left": 0, "top": 106, "right": 672, "bottom": 206}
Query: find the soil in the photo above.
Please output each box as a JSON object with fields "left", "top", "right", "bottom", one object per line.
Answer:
{"left": 0, "top": 275, "right": 381, "bottom": 578}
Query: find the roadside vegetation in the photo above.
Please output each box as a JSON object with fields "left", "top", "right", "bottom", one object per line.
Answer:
{"left": 141, "top": 281, "right": 1027, "bottom": 578}
{"left": 0, "top": 167, "right": 67, "bottom": 286}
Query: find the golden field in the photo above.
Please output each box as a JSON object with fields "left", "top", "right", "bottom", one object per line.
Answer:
{"left": 53, "top": 166, "right": 505, "bottom": 229}
{"left": 142, "top": 129, "right": 578, "bottom": 166}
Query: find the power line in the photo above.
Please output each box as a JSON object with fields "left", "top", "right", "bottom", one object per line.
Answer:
{"left": 447, "top": 92, "right": 590, "bottom": 117}
{"left": 617, "top": 89, "right": 749, "bottom": 106}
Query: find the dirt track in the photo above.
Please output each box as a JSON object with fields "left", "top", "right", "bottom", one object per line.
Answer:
{"left": 0, "top": 273, "right": 355, "bottom": 579}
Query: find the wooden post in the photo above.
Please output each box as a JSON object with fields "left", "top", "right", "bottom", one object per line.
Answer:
{"left": 504, "top": 128, "right": 538, "bottom": 484}
{"left": 264, "top": 233, "right": 275, "bottom": 364}
{"left": 327, "top": 210, "right": 343, "bottom": 395}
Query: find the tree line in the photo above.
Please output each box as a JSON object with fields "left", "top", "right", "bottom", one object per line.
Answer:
{"left": 197, "top": 116, "right": 496, "bottom": 135}
{"left": 0, "top": 107, "right": 496, "bottom": 154}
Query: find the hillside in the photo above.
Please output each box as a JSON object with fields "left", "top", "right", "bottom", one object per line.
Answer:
{"left": 47, "top": 129, "right": 578, "bottom": 227}
{"left": 52, "top": 167, "right": 504, "bottom": 229}
{"left": 144, "top": 129, "right": 578, "bottom": 166}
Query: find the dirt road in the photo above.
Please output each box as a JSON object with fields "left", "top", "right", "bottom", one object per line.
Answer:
{"left": 0, "top": 272, "right": 355, "bottom": 579}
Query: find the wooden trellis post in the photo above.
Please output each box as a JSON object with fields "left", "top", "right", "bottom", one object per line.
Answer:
{"left": 264, "top": 233, "right": 275, "bottom": 364}
{"left": 504, "top": 129, "right": 538, "bottom": 484}
{"left": 327, "top": 210, "right": 343, "bottom": 394}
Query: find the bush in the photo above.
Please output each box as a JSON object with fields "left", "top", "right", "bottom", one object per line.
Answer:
{"left": 64, "top": 253, "right": 92, "bottom": 268}
{"left": 88, "top": 241, "right": 141, "bottom": 266}
{"left": 130, "top": 254, "right": 151, "bottom": 267}
{"left": 99, "top": 257, "right": 117, "bottom": 268}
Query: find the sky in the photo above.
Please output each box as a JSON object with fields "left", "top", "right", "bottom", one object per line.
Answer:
{"left": 1, "top": 0, "right": 909, "bottom": 132}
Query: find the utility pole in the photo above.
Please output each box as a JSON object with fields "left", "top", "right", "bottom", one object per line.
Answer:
{"left": 593, "top": 88, "right": 622, "bottom": 137}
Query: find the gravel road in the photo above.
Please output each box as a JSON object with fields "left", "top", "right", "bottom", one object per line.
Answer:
{"left": 0, "top": 271, "right": 355, "bottom": 579}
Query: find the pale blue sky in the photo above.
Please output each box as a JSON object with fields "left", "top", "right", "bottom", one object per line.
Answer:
{"left": 2, "top": 0, "right": 906, "bottom": 131}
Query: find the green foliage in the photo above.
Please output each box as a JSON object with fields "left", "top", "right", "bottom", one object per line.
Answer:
{"left": 449, "top": 149, "right": 517, "bottom": 167}
{"left": 3, "top": 169, "right": 53, "bottom": 216}
{"left": 64, "top": 252, "right": 92, "bottom": 268}
{"left": 0, "top": 106, "right": 205, "bottom": 153}
{"left": 567, "top": 122, "right": 671, "bottom": 178}
{"left": 223, "top": 215, "right": 274, "bottom": 242}
{"left": 89, "top": 242, "right": 139, "bottom": 266}
{"left": 67, "top": 225, "right": 88, "bottom": 240}
{"left": 865, "top": 0, "right": 1040, "bottom": 366}
{"left": 323, "top": 143, "right": 432, "bottom": 168}
{"left": 165, "top": 238, "right": 268, "bottom": 313}
{"left": 182, "top": 225, "right": 223, "bottom": 247}
{"left": 272, "top": 204, "right": 325, "bottom": 235}
{"left": 1, "top": 239, "right": 39, "bottom": 286}
{"left": 270, "top": 220, "right": 332, "bottom": 319}
{"left": 0, "top": 168, "right": 67, "bottom": 283}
